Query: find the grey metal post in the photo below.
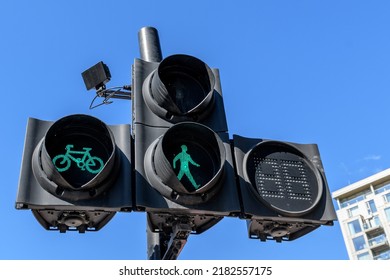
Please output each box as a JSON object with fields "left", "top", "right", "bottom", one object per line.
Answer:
{"left": 138, "top": 26, "right": 164, "bottom": 260}
{"left": 138, "top": 27, "right": 163, "bottom": 63}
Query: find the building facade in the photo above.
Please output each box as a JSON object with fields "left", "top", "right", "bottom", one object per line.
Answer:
{"left": 333, "top": 168, "right": 390, "bottom": 260}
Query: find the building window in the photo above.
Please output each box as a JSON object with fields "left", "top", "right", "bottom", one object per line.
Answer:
{"left": 363, "top": 216, "right": 381, "bottom": 230}
{"left": 357, "top": 252, "right": 371, "bottom": 260}
{"left": 374, "top": 183, "right": 390, "bottom": 195}
{"left": 384, "top": 192, "right": 390, "bottom": 203}
{"left": 370, "top": 215, "right": 381, "bottom": 228}
{"left": 366, "top": 200, "right": 377, "bottom": 215}
{"left": 348, "top": 205, "right": 359, "bottom": 218}
{"left": 385, "top": 207, "right": 390, "bottom": 222}
{"left": 352, "top": 235, "right": 367, "bottom": 251}
{"left": 347, "top": 219, "right": 362, "bottom": 235}
{"left": 340, "top": 189, "right": 371, "bottom": 208}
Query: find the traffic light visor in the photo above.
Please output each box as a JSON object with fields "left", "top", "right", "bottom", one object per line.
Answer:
{"left": 144, "top": 54, "right": 215, "bottom": 121}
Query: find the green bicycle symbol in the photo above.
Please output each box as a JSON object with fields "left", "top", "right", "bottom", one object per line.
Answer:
{"left": 52, "top": 144, "right": 104, "bottom": 174}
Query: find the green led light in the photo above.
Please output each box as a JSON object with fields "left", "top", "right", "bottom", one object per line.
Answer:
{"left": 173, "top": 144, "right": 201, "bottom": 189}
{"left": 52, "top": 144, "right": 104, "bottom": 174}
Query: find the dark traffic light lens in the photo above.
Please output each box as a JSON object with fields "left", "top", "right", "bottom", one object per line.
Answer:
{"left": 157, "top": 56, "right": 213, "bottom": 114}
{"left": 244, "top": 141, "right": 323, "bottom": 217}
{"left": 146, "top": 54, "right": 215, "bottom": 120}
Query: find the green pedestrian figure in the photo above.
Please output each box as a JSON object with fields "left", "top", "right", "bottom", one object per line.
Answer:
{"left": 173, "top": 145, "right": 201, "bottom": 189}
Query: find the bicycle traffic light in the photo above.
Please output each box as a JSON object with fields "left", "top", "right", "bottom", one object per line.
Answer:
{"left": 133, "top": 54, "right": 241, "bottom": 233}
{"left": 233, "top": 135, "right": 336, "bottom": 242}
{"left": 15, "top": 114, "right": 132, "bottom": 233}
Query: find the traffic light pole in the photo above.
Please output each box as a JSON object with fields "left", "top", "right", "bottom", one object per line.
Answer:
{"left": 138, "top": 27, "right": 163, "bottom": 63}
{"left": 138, "top": 27, "right": 190, "bottom": 260}
{"left": 137, "top": 26, "right": 163, "bottom": 260}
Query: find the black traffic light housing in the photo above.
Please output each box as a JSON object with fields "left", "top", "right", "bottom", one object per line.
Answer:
{"left": 133, "top": 55, "right": 241, "bottom": 234}
{"left": 233, "top": 135, "right": 336, "bottom": 242}
{"left": 16, "top": 114, "right": 132, "bottom": 233}
{"left": 133, "top": 54, "right": 227, "bottom": 128}
{"left": 15, "top": 27, "right": 337, "bottom": 259}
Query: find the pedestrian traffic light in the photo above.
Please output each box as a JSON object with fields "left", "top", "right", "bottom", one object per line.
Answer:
{"left": 133, "top": 54, "right": 241, "bottom": 234}
{"left": 233, "top": 135, "right": 336, "bottom": 242}
{"left": 15, "top": 114, "right": 132, "bottom": 233}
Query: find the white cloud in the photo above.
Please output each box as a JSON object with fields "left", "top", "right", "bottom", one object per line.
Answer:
{"left": 363, "top": 155, "right": 382, "bottom": 161}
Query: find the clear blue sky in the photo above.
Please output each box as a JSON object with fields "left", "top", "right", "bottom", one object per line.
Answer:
{"left": 2, "top": 0, "right": 390, "bottom": 260}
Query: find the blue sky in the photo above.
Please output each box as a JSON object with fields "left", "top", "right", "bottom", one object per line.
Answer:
{"left": 2, "top": 0, "right": 390, "bottom": 260}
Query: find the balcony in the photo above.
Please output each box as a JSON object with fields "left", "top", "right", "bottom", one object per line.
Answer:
{"left": 374, "top": 250, "right": 390, "bottom": 260}
{"left": 364, "top": 224, "right": 384, "bottom": 236}
{"left": 368, "top": 234, "right": 389, "bottom": 253}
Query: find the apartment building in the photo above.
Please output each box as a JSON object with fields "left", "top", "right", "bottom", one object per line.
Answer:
{"left": 332, "top": 168, "right": 390, "bottom": 260}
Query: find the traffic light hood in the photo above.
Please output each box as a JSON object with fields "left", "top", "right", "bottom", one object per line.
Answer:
{"left": 143, "top": 54, "right": 216, "bottom": 122}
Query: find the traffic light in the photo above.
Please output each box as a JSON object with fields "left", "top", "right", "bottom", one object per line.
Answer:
{"left": 15, "top": 114, "right": 132, "bottom": 233}
{"left": 133, "top": 54, "right": 241, "bottom": 234}
{"left": 233, "top": 135, "right": 336, "bottom": 242}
